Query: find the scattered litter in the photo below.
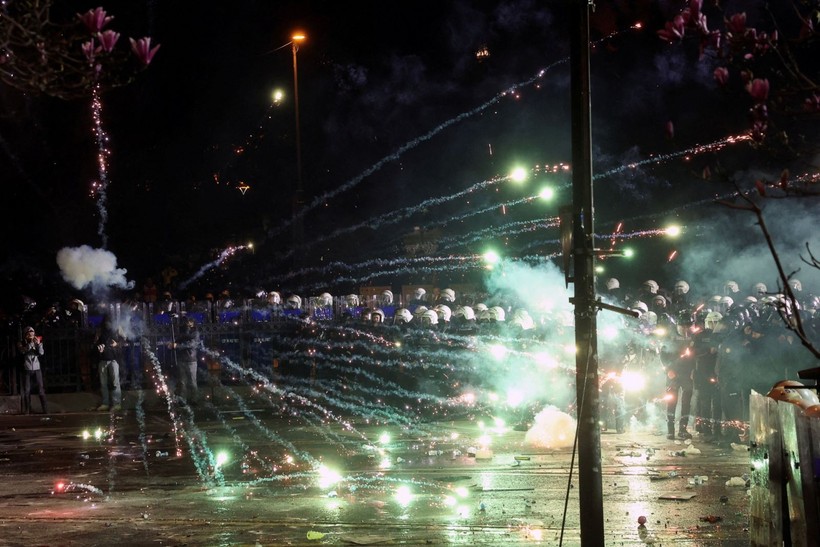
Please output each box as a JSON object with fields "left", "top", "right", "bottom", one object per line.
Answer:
{"left": 475, "top": 449, "right": 493, "bottom": 460}
{"left": 725, "top": 476, "right": 747, "bottom": 487}
{"left": 685, "top": 446, "right": 701, "bottom": 455}
{"left": 658, "top": 492, "right": 697, "bottom": 500}
{"left": 668, "top": 450, "right": 687, "bottom": 457}
{"left": 427, "top": 450, "right": 443, "bottom": 456}
{"left": 687, "top": 475, "right": 709, "bottom": 485}
{"left": 730, "top": 443, "right": 748, "bottom": 451}
{"left": 306, "top": 530, "right": 327, "bottom": 540}
{"left": 700, "top": 515, "right": 723, "bottom": 523}
{"left": 155, "top": 451, "right": 168, "bottom": 458}
{"left": 649, "top": 471, "right": 678, "bottom": 480}
{"left": 514, "top": 455, "right": 531, "bottom": 461}
{"left": 339, "top": 535, "right": 393, "bottom": 545}
{"left": 637, "top": 515, "right": 647, "bottom": 524}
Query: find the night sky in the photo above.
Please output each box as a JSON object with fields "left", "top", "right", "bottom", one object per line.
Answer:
{"left": 1, "top": 0, "right": 818, "bottom": 306}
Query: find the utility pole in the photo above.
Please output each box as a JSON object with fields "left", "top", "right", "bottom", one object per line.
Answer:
{"left": 570, "top": 0, "right": 605, "bottom": 545}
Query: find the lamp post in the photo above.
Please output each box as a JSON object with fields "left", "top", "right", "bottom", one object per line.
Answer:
{"left": 290, "top": 32, "right": 306, "bottom": 258}
{"left": 291, "top": 32, "right": 305, "bottom": 196}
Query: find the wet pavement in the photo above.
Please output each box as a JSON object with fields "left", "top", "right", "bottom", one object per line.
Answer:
{"left": 0, "top": 388, "right": 752, "bottom": 546}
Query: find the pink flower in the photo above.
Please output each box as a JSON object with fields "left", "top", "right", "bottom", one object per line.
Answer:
{"left": 657, "top": 15, "right": 686, "bottom": 42}
{"left": 754, "top": 180, "right": 767, "bottom": 196}
{"left": 804, "top": 94, "right": 820, "bottom": 113}
{"left": 726, "top": 13, "right": 747, "bottom": 36}
{"left": 78, "top": 7, "right": 113, "bottom": 33}
{"left": 746, "top": 78, "right": 769, "bottom": 102}
{"left": 81, "top": 39, "right": 101, "bottom": 63}
{"left": 130, "top": 37, "right": 161, "bottom": 66}
{"left": 97, "top": 30, "right": 120, "bottom": 53}
{"left": 713, "top": 67, "right": 729, "bottom": 86}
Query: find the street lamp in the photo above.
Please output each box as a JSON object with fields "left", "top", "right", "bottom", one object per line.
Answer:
{"left": 291, "top": 32, "right": 306, "bottom": 196}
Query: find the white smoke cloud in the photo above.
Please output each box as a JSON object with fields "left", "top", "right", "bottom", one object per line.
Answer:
{"left": 56, "top": 245, "right": 135, "bottom": 292}
{"left": 524, "top": 405, "right": 576, "bottom": 449}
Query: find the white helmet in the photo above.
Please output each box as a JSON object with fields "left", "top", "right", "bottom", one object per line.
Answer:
{"left": 413, "top": 306, "right": 429, "bottom": 321}
{"left": 745, "top": 295, "right": 758, "bottom": 304}
{"left": 474, "top": 303, "right": 488, "bottom": 313}
{"left": 421, "top": 309, "right": 439, "bottom": 326}
{"left": 434, "top": 304, "right": 452, "bottom": 322}
{"left": 789, "top": 279, "right": 802, "bottom": 292}
{"left": 370, "top": 308, "right": 385, "bottom": 323}
{"left": 630, "top": 300, "right": 649, "bottom": 314}
{"left": 345, "top": 294, "right": 360, "bottom": 307}
{"left": 286, "top": 294, "right": 302, "bottom": 309}
{"left": 489, "top": 306, "right": 506, "bottom": 322}
{"left": 643, "top": 280, "right": 659, "bottom": 294}
{"left": 640, "top": 310, "right": 658, "bottom": 327}
{"left": 454, "top": 305, "right": 475, "bottom": 321}
{"left": 753, "top": 282, "right": 768, "bottom": 296}
{"left": 721, "top": 296, "right": 734, "bottom": 308}
{"left": 510, "top": 308, "right": 535, "bottom": 330}
{"left": 724, "top": 280, "right": 739, "bottom": 294}
{"left": 380, "top": 290, "right": 394, "bottom": 305}
{"left": 268, "top": 292, "right": 281, "bottom": 305}
{"left": 394, "top": 308, "right": 413, "bottom": 324}
{"left": 652, "top": 295, "right": 667, "bottom": 308}
{"left": 606, "top": 278, "right": 620, "bottom": 290}
{"left": 674, "top": 280, "right": 690, "bottom": 295}
{"left": 440, "top": 288, "right": 455, "bottom": 303}
{"left": 705, "top": 311, "right": 723, "bottom": 330}
{"left": 413, "top": 288, "right": 427, "bottom": 301}
{"left": 318, "top": 292, "right": 333, "bottom": 307}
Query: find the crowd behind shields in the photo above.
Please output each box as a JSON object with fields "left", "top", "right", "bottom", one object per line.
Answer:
{"left": 4, "top": 275, "right": 818, "bottom": 426}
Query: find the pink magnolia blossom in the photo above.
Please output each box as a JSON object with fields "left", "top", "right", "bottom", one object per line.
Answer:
{"left": 664, "top": 121, "right": 675, "bottom": 140}
{"left": 129, "top": 37, "right": 161, "bottom": 66}
{"left": 804, "top": 94, "right": 820, "bottom": 113}
{"left": 746, "top": 78, "right": 769, "bottom": 102}
{"left": 97, "top": 30, "right": 120, "bottom": 53}
{"left": 81, "top": 39, "right": 101, "bottom": 63}
{"left": 657, "top": 15, "right": 686, "bottom": 42}
{"left": 751, "top": 121, "right": 768, "bottom": 143}
{"left": 754, "top": 180, "right": 767, "bottom": 196}
{"left": 713, "top": 67, "right": 729, "bottom": 86}
{"left": 78, "top": 7, "right": 113, "bottom": 33}
{"left": 726, "top": 13, "right": 747, "bottom": 36}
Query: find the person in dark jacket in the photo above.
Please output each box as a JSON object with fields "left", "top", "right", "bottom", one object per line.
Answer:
{"left": 95, "top": 318, "right": 122, "bottom": 412}
{"left": 170, "top": 316, "right": 201, "bottom": 403}
{"left": 17, "top": 326, "right": 47, "bottom": 414}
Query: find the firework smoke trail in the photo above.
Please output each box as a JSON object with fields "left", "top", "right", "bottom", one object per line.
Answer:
{"left": 437, "top": 218, "right": 559, "bottom": 252}
{"left": 135, "top": 388, "right": 150, "bottom": 474}
{"left": 218, "top": 383, "right": 317, "bottom": 463}
{"left": 90, "top": 83, "right": 112, "bottom": 249}
{"left": 308, "top": 256, "right": 482, "bottom": 290}
{"left": 176, "top": 402, "right": 225, "bottom": 486}
{"left": 178, "top": 245, "right": 247, "bottom": 290}
{"left": 202, "top": 347, "right": 374, "bottom": 447}
{"left": 594, "top": 134, "right": 752, "bottom": 180}
{"left": 104, "top": 411, "right": 118, "bottom": 496}
{"left": 266, "top": 60, "right": 569, "bottom": 241}
{"left": 277, "top": 176, "right": 506, "bottom": 261}
{"left": 205, "top": 401, "right": 277, "bottom": 478}
{"left": 142, "top": 343, "right": 180, "bottom": 452}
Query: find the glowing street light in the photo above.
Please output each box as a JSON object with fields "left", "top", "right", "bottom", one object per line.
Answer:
{"left": 291, "top": 32, "right": 306, "bottom": 195}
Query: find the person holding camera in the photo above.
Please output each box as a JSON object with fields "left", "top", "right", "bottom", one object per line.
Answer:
{"left": 17, "top": 326, "right": 48, "bottom": 414}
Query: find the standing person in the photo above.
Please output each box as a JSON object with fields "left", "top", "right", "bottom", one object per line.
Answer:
{"left": 95, "top": 318, "right": 122, "bottom": 412}
{"left": 17, "top": 326, "right": 47, "bottom": 414}
{"left": 662, "top": 310, "right": 696, "bottom": 440}
{"left": 170, "top": 316, "right": 200, "bottom": 404}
